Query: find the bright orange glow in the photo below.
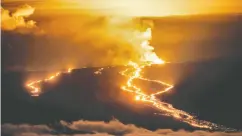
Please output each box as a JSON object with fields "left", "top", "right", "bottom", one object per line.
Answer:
{"left": 68, "top": 68, "right": 72, "bottom": 73}
{"left": 1, "top": 4, "right": 36, "bottom": 31}
{"left": 12, "top": 4, "right": 35, "bottom": 17}
{"left": 26, "top": 68, "right": 72, "bottom": 96}
{"left": 94, "top": 68, "right": 104, "bottom": 75}
{"left": 135, "top": 95, "right": 141, "bottom": 101}
{"left": 3, "top": 0, "right": 241, "bottom": 16}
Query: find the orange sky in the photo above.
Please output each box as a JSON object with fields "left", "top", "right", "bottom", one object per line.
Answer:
{"left": 2, "top": 0, "right": 242, "bottom": 16}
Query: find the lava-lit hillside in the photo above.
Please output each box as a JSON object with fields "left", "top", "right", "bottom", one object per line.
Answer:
{"left": 2, "top": 58, "right": 242, "bottom": 131}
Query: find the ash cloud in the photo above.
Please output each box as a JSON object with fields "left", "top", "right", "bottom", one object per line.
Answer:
{"left": 2, "top": 119, "right": 242, "bottom": 136}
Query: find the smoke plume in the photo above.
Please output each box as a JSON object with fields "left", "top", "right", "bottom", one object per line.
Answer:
{"left": 38, "top": 15, "right": 155, "bottom": 66}
{"left": 2, "top": 6, "right": 158, "bottom": 70}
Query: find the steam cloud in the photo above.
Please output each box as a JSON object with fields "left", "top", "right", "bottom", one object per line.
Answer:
{"left": 2, "top": 119, "right": 242, "bottom": 136}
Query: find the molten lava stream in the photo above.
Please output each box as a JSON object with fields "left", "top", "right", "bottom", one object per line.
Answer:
{"left": 26, "top": 68, "right": 72, "bottom": 96}
{"left": 120, "top": 27, "right": 236, "bottom": 131}
{"left": 24, "top": 26, "right": 237, "bottom": 132}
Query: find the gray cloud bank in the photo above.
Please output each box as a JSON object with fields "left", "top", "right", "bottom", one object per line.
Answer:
{"left": 2, "top": 119, "right": 242, "bottom": 136}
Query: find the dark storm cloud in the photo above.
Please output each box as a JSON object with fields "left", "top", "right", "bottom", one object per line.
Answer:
{"left": 2, "top": 119, "right": 242, "bottom": 136}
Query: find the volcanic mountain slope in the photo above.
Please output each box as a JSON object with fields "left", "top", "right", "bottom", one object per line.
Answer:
{"left": 2, "top": 57, "right": 242, "bottom": 131}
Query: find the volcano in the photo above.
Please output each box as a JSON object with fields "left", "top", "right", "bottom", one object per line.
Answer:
{"left": 2, "top": 57, "right": 242, "bottom": 132}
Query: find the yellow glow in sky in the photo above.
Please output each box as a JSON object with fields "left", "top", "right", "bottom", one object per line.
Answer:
{"left": 2, "top": 0, "right": 242, "bottom": 16}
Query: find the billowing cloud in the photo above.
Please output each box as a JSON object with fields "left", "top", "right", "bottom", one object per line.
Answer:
{"left": 1, "top": 4, "right": 40, "bottom": 33}
{"left": 2, "top": 119, "right": 242, "bottom": 136}
{"left": 60, "top": 119, "right": 150, "bottom": 135}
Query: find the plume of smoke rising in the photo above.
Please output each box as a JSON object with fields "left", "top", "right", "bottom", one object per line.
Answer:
{"left": 1, "top": 4, "right": 160, "bottom": 70}
{"left": 1, "top": 4, "right": 40, "bottom": 33}
{"left": 2, "top": 4, "right": 158, "bottom": 70}
{"left": 2, "top": 5, "right": 159, "bottom": 70}
{"left": 35, "top": 15, "right": 156, "bottom": 68}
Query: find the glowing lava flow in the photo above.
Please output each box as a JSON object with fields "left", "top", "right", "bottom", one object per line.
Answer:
{"left": 94, "top": 68, "right": 104, "bottom": 75}
{"left": 120, "top": 27, "right": 234, "bottom": 131}
{"left": 24, "top": 26, "right": 236, "bottom": 131}
{"left": 26, "top": 68, "right": 72, "bottom": 96}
